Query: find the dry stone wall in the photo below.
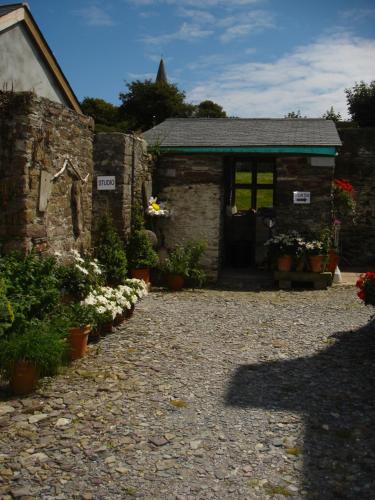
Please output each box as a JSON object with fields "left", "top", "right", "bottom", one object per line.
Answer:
{"left": 0, "top": 91, "right": 94, "bottom": 255}
{"left": 92, "top": 133, "right": 152, "bottom": 243}
{"left": 155, "top": 154, "right": 224, "bottom": 279}
{"left": 335, "top": 128, "right": 375, "bottom": 266}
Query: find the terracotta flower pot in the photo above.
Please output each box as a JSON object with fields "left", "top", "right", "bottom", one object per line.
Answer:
{"left": 100, "top": 321, "right": 114, "bottom": 335}
{"left": 277, "top": 255, "right": 293, "bottom": 272}
{"left": 10, "top": 360, "right": 39, "bottom": 395}
{"left": 327, "top": 250, "right": 340, "bottom": 273}
{"left": 126, "top": 304, "right": 135, "bottom": 318}
{"left": 130, "top": 268, "right": 150, "bottom": 284}
{"left": 308, "top": 255, "right": 325, "bottom": 273}
{"left": 167, "top": 274, "right": 185, "bottom": 291}
{"left": 68, "top": 325, "right": 91, "bottom": 360}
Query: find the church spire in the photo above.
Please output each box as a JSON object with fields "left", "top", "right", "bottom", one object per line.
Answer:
{"left": 156, "top": 58, "right": 167, "bottom": 84}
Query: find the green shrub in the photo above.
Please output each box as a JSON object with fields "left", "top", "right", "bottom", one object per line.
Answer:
{"left": 0, "top": 278, "right": 13, "bottom": 337}
{"left": 94, "top": 216, "right": 128, "bottom": 285}
{"left": 0, "top": 253, "right": 60, "bottom": 323}
{"left": 0, "top": 318, "right": 68, "bottom": 378}
{"left": 162, "top": 241, "right": 207, "bottom": 287}
{"left": 126, "top": 230, "right": 159, "bottom": 269}
{"left": 56, "top": 252, "right": 104, "bottom": 301}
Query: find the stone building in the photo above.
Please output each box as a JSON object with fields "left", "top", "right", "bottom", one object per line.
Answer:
{"left": 144, "top": 118, "right": 342, "bottom": 280}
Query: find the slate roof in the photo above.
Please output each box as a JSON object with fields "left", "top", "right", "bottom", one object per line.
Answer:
{"left": 0, "top": 3, "right": 23, "bottom": 17}
{"left": 143, "top": 118, "right": 342, "bottom": 148}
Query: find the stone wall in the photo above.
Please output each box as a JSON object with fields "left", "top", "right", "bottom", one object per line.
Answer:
{"left": 275, "top": 156, "right": 334, "bottom": 236}
{"left": 335, "top": 128, "right": 375, "bottom": 266}
{"left": 92, "top": 133, "right": 152, "bottom": 242}
{"left": 0, "top": 91, "right": 94, "bottom": 255}
{"left": 155, "top": 155, "right": 224, "bottom": 279}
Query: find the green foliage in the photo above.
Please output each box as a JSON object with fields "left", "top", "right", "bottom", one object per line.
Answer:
{"left": 345, "top": 80, "right": 375, "bottom": 126}
{"left": 94, "top": 216, "right": 128, "bottom": 285}
{"left": 0, "top": 278, "right": 13, "bottom": 337}
{"left": 56, "top": 255, "right": 103, "bottom": 301}
{"left": 0, "top": 318, "right": 68, "bottom": 378}
{"left": 126, "top": 230, "right": 159, "bottom": 269}
{"left": 322, "top": 106, "right": 342, "bottom": 122}
{"left": 119, "top": 79, "right": 195, "bottom": 131}
{"left": 162, "top": 241, "right": 207, "bottom": 287}
{"left": 0, "top": 253, "right": 60, "bottom": 324}
{"left": 81, "top": 97, "right": 129, "bottom": 133}
{"left": 61, "top": 303, "right": 99, "bottom": 330}
{"left": 131, "top": 204, "right": 145, "bottom": 231}
{"left": 162, "top": 245, "right": 190, "bottom": 277}
{"left": 194, "top": 100, "right": 227, "bottom": 118}
{"left": 284, "top": 110, "right": 306, "bottom": 118}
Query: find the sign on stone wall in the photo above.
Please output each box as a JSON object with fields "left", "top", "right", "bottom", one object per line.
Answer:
{"left": 293, "top": 191, "right": 311, "bottom": 204}
{"left": 97, "top": 176, "right": 116, "bottom": 190}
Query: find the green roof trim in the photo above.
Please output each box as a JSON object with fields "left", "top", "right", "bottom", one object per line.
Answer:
{"left": 157, "top": 146, "right": 337, "bottom": 156}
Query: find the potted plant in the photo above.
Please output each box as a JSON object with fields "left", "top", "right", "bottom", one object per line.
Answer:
{"left": 64, "top": 303, "right": 96, "bottom": 360}
{"left": 305, "top": 240, "right": 326, "bottom": 273}
{"left": 264, "top": 232, "right": 300, "bottom": 272}
{"left": 356, "top": 272, "right": 375, "bottom": 306}
{"left": 0, "top": 319, "right": 68, "bottom": 395}
{"left": 126, "top": 230, "right": 159, "bottom": 284}
{"left": 162, "top": 245, "right": 190, "bottom": 291}
{"left": 94, "top": 215, "right": 128, "bottom": 286}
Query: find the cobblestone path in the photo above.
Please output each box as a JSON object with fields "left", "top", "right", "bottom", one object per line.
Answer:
{"left": 0, "top": 287, "right": 374, "bottom": 499}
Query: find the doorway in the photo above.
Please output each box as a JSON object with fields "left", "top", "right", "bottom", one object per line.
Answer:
{"left": 223, "top": 157, "right": 276, "bottom": 268}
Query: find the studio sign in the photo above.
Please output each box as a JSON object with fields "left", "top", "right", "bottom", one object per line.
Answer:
{"left": 97, "top": 176, "right": 116, "bottom": 190}
{"left": 293, "top": 191, "right": 311, "bottom": 204}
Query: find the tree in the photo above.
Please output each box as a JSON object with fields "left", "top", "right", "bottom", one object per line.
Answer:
{"left": 81, "top": 97, "right": 128, "bottom": 133}
{"left": 322, "top": 106, "right": 342, "bottom": 123}
{"left": 345, "top": 80, "right": 375, "bottom": 127}
{"left": 194, "top": 100, "right": 227, "bottom": 118}
{"left": 119, "top": 80, "right": 195, "bottom": 132}
{"left": 284, "top": 110, "right": 306, "bottom": 118}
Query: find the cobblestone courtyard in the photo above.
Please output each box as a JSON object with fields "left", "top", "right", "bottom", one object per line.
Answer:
{"left": 0, "top": 287, "right": 374, "bottom": 499}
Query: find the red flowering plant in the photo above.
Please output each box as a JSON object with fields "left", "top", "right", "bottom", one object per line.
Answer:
{"left": 332, "top": 178, "right": 356, "bottom": 221}
{"left": 356, "top": 272, "right": 375, "bottom": 306}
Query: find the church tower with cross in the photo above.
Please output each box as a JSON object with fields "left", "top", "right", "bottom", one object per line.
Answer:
{"left": 155, "top": 58, "right": 167, "bottom": 84}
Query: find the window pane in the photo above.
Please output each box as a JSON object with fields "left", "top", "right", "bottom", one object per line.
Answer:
{"left": 235, "top": 170, "right": 251, "bottom": 184}
{"left": 235, "top": 189, "right": 252, "bottom": 211}
{"left": 257, "top": 162, "right": 274, "bottom": 184}
{"left": 235, "top": 162, "right": 252, "bottom": 184}
{"left": 256, "top": 189, "right": 273, "bottom": 208}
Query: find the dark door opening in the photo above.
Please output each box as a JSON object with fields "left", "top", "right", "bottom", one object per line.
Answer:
{"left": 223, "top": 158, "right": 275, "bottom": 269}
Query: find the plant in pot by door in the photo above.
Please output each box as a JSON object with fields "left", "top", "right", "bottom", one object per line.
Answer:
{"left": 0, "top": 319, "right": 68, "bottom": 395}
{"left": 264, "top": 231, "right": 300, "bottom": 272}
{"left": 305, "top": 240, "right": 326, "bottom": 273}
{"left": 162, "top": 245, "right": 190, "bottom": 291}
{"left": 126, "top": 230, "right": 159, "bottom": 284}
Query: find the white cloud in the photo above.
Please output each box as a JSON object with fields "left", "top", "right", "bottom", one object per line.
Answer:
{"left": 187, "top": 33, "right": 375, "bottom": 118}
{"left": 129, "top": 0, "right": 263, "bottom": 5}
{"left": 73, "top": 5, "right": 114, "bottom": 26}
{"left": 220, "top": 11, "right": 274, "bottom": 42}
{"left": 142, "top": 22, "right": 214, "bottom": 44}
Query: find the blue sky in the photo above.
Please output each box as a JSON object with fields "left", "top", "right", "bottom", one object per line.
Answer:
{"left": 26, "top": 0, "right": 375, "bottom": 118}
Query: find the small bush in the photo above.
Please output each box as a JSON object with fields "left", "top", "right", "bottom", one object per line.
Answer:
{"left": 94, "top": 216, "right": 128, "bottom": 285}
{"left": 162, "top": 241, "right": 206, "bottom": 288}
{"left": 126, "top": 230, "right": 159, "bottom": 269}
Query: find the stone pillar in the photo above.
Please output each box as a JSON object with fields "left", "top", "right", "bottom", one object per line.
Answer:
{"left": 92, "top": 133, "right": 152, "bottom": 242}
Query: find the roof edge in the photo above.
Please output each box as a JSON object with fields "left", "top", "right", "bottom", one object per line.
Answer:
{"left": 0, "top": 3, "right": 82, "bottom": 114}
{"left": 153, "top": 146, "right": 338, "bottom": 156}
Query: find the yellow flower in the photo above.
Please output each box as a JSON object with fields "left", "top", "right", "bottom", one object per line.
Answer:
{"left": 151, "top": 202, "right": 160, "bottom": 211}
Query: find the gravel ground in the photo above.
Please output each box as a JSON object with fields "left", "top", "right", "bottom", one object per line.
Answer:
{"left": 0, "top": 286, "right": 374, "bottom": 500}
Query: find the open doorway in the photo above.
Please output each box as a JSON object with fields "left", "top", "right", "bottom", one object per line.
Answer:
{"left": 223, "top": 157, "right": 276, "bottom": 269}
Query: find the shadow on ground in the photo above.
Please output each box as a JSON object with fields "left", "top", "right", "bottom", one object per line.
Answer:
{"left": 226, "top": 319, "right": 375, "bottom": 499}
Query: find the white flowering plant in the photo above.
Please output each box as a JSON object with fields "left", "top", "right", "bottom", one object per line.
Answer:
{"left": 80, "top": 280, "right": 148, "bottom": 324}
{"left": 55, "top": 250, "right": 104, "bottom": 300}
{"left": 264, "top": 231, "right": 302, "bottom": 256}
{"left": 147, "top": 196, "right": 170, "bottom": 217}
{"left": 304, "top": 240, "right": 325, "bottom": 256}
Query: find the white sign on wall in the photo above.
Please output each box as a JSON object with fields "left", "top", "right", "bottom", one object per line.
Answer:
{"left": 293, "top": 191, "right": 311, "bottom": 204}
{"left": 97, "top": 176, "right": 116, "bottom": 190}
